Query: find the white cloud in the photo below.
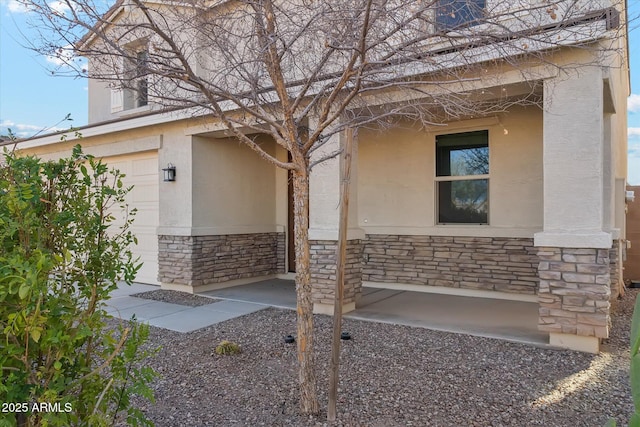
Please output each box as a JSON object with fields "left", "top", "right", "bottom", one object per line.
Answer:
{"left": 629, "top": 94, "right": 640, "bottom": 113}
{"left": 0, "top": 119, "right": 66, "bottom": 138}
{"left": 629, "top": 137, "right": 640, "bottom": 185}
{"left": 46, "top": 44, "right": 74, "bottom": 67}
{"left": 5, "top": 0, "right": 29, "bottom": 13}
{"left": 2, "top": 0, "right": 70, "bottom": 14}
{"left": 0, "top": 120, "right": 42, "bottom": 138}
{"left": 48, "top": 0, "right": 70, "bottom": 14}
{"left": 1, "top": 120, "right": 42, "bottom": 132}
{"left": 629, "top": 127, "right": 640, "bottom": 138}
{"left": 629, "top": 162, "right": 640, "bottom": 186}
{"left": 45, "top": 44, "right": 87, "bottom": 72}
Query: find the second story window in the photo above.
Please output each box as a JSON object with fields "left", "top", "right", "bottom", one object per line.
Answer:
{"left": 133, "top": 50, "right": 149, "bottom": 107}
{"left": 123, "top": 49, "right": 149, "bottom": 110}
{"left": 109, "top": 40, "right": 151, "bottom": 114}
{"left": 436, "top": 0, "right": 486, "bottom": 32}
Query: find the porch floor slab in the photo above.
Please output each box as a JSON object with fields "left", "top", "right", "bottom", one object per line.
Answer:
{"left": 110, "top": 280, "right": 546, "bottom": 344}
{"left": 200, "top": 279, "right": 548, "bottom": 346}
{"left": 350, "top": 287, "right": 548, "bottom": 345}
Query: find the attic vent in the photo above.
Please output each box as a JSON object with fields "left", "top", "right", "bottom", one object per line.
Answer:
{"left": 605, "top": 7, "right": 620, "bottom": 30}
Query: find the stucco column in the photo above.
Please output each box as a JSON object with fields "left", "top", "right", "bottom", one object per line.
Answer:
{"left": 157, "top": 134, "right": 196, "bottom": 291}
{"left": 534, "top": 69, "right": 612, "bottom": 353}
{"left": 309, "top": 126, "right": 364, "bottom": 315}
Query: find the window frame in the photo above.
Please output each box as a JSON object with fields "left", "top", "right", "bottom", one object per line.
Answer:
{"left": 435, "top": 0, "right": 487, "bottom": 33}
{"left": 123, "top": 48, "right": 149, "bottom": 110}
{"left": 434, "top": 130, "right": 490, "bottom": 225}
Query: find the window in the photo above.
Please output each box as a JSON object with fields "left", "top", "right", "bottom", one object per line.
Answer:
{"left": 125, "top": 50, "right": 149, "bottom": 109}
{"left": 110, "top": 47, "right": 150, "bottom": 113}
{"left": 436, "top": 0, "right": 485, "bottom": 32}
{"left": 436, "top": 131, "right": 488, "bottom": 224}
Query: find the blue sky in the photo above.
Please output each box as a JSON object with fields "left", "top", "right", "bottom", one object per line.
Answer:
{"left": 0, "top": 0, "right": 639, "bottom": 184}
{"left": 0, "top": 0, "right": 88, "bottom": 137}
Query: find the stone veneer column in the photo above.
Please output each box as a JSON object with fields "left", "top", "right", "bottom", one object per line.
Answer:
{"left": 537, "top": 247, "right": 610, "bottom": 353}
{"left": 535, "top": 69, "right": 612, "bottom": 353}
{"left": 309, "top": 240, "right": 363, "bottom": 314}
{"left": 308, "top": 125, "right": 363, "bottom": 314}
{"left": 609, "top": 240, "right": 621, "bottom": 300}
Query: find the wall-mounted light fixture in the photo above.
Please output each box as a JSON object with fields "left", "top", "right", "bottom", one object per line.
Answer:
{"left": 162, "top": 163, "right": 176, "bottom": 182}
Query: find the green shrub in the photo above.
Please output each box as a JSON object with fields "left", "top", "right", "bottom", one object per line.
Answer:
{"left": 607, "top": 294, "right": 640, "bottom": 427}
{"left": 215, "top": 340, "right": 242, "bottom": 355}
{"left": 0, "top": 145, "right": 155, "bottom": 426}
{"left": 628, "top": 294, "right": 640, "bottom": 426}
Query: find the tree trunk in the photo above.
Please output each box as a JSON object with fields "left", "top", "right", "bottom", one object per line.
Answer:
{"left": 291, "top": 166, "right": 319, "bottom": 415}
{"left": 327, "top": 130, "right": 353, "bottom": 421}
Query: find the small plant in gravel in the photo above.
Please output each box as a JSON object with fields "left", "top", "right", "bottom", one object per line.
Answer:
{"left": 0, "top": 145, "right": 156, "bottom": 426}
{"left": 215, "top": 340, "right": 242, "bottom": 355}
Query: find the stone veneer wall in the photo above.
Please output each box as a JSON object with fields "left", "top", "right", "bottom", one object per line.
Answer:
{"left": 537, "top": 247, "right": 610, "bottom": 338}
{"left": 309, "top": 240, "right": 363, "bottom": 306}
{"left": 362, "top": 235, "right": 539, "bottom": 295}
{"left": 609, "top": 240, "right": 621, "bottom": 300}
{"left": 158, "top": 233, "right": 285, "bottom": 287}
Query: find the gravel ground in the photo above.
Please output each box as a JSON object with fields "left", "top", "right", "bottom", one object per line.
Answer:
{"left": 117, "top": 289, "right": 636, "bottom": 426}
{"left": 131, "top": 290, "right": 218, "bottom": 307}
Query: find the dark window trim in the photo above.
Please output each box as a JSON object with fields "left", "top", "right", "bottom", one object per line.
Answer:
{"left": 435, "top": 130, "right": 489, "bottom": 225}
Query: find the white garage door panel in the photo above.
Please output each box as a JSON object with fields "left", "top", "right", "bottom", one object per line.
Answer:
{"left": 132, "top": 209, "right": 157, "bottom": 226}
{"left": 103, "top": 152, "right": 159, "bottom": 285}
{"left": 132, "top": 190, "right": 158, "bottom": 204}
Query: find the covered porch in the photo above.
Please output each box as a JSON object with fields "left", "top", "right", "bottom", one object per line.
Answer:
{"left": 155, "top": 57, "right": 626, "bottom": 354}
{"left": 199, "top": 279, "right": 547, "bottom": 346}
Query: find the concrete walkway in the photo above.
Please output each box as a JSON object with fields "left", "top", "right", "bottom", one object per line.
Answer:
{"left": 106, "top": 283, "right": 264, "bottom": 333}
{"left": 109, "top": 279, "right": 547, "bottom": 346}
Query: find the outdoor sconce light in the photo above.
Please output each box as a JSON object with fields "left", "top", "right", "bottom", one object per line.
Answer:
{"left": 162, "top": 163, "right": 176, "bottom": 182}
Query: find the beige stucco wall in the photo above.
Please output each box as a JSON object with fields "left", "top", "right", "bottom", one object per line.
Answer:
{"left": 357, "top": 106, "right": 543, "bottom": 237}
{"left": 610, "top": 40, "right": 630, "bottom": 239}
{"left": 533, "top": 60, "right": 623, "bottom": 249}
{"left": 156, "top": 126, "right": 193, "bottom": 231}
{"left": 191, "top": 135, "right": 279, "bottom": 230}
{"left": 87, "top": 75, "right": 111, "bottom": 125}
{"left": 146, "top": 123, "right": 286, "bottom": 235}
{"left": 17, "top": 117, "right": 289, "bottom": 237}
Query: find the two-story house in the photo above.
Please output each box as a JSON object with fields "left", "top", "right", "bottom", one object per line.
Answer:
{"left": 17, "top": 0, "right": 630, "bottom": 353}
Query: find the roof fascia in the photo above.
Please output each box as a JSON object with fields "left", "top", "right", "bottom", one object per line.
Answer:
{"left": 75, "top": 1, "right": 125, "bottom": 51}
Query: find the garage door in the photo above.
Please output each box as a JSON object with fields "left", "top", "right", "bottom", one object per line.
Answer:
{"left": 103, "top": 151, "right": 159, "bottom": 285}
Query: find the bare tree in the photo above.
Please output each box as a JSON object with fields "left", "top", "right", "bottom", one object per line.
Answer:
{"left": 16, "top": 0, "right": 626, "bottom": 414}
